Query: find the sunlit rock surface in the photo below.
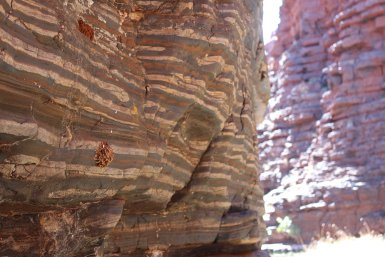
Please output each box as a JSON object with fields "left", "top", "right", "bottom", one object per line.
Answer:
{"left": 259, "top": 0, "right": 385, "bottom": 243}
{"left": 0, "top": 0, "right": 269, "bottom": 256}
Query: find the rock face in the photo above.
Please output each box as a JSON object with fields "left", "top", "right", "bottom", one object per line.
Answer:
{"left": 259, "top": 0, "right": 385, "bottom": 243}
{"left": 0, "top": 0, "right": 269, "bottom": 256}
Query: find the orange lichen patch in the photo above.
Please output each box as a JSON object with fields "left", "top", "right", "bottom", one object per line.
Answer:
{"left": 94, "top": 141, "right": 114, "bottom": 167}
{"left": 78, "top": 19, "right": 94, "bottom": 40}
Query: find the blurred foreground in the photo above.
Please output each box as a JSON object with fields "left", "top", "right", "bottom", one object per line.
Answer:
{"left": 271, "top": 234, "right": 385, "bottom": 257}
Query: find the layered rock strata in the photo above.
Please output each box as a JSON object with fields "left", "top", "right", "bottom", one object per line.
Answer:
{"left": 0, "top": 0, "right": 269, "bottom": 256}
{"left": 259, "top": 0, "right": 385, "bottom": 243}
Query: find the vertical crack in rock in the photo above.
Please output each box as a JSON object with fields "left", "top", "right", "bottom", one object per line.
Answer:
{"left": 165, "top": 133, "right": 214, "bottom": 210}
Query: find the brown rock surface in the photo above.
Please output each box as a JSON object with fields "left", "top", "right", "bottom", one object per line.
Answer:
{"left": 259, "top": 0, "right": 385, "bottom": 243}
{"left": 0, "top": 0, "right": 269, "bottom": 256}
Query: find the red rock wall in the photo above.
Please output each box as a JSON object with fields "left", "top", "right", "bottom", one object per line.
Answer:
{"left": 259, "top": 0, "right": 385, "bottom": 242}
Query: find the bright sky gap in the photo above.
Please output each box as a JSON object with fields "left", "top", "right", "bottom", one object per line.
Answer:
{"left": 263, "top": 0, "right": 283, "bottom": 43}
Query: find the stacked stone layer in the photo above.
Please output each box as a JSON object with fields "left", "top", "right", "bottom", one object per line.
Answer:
{"left": 259, "top": 0, "right": 385, "bottom": 242}
{"left": 0, "top": 0, "right": 269, "bottom": 256}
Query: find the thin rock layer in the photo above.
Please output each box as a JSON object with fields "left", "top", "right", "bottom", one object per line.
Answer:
{"left": 0, "top": 0, "right": 269, "bottom": 256}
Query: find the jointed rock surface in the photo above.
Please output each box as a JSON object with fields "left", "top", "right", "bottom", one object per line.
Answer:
{"left": 259, "top": 0, "right": 385, "bottom": 243}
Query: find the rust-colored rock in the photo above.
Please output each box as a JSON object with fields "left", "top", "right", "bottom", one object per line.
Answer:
{"left": 0, "top": 0, "right": 269, "bottom": 256}
{"left": 94, "top": 141, "right": 114, "bottom": 167}
{"left": 78, "top": 19, "right": 94, "bottom": 41}
{"left": 259, "top": 0, "right": 385, "bottom": 243}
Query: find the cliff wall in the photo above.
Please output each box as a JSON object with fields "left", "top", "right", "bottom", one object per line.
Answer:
{"left": 259, "top": 0, "right": 385, "bottom": 242}
{"left": 0, "top": 0, "right": 269, "bottom": 256}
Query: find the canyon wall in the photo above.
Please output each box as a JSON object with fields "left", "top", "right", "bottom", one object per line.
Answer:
{"left": 259, "top": 0, "right": 385, "bottom": 243}
{"left": 0, "top": 0, "right": 269, "bottom": 256}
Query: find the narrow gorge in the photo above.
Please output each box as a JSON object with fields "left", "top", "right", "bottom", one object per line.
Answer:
{"left": 2, "top": 0, "right": 385, "bottom": 255}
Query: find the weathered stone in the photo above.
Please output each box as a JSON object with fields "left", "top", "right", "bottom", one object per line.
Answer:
{"left": 0, "top": 0, "right": 268, "bottom": 256}
{"left": 259, "top": 0, "right": 385, "bottom": 243}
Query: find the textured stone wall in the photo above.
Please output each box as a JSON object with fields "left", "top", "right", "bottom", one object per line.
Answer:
{"left": 0, "top": 0, "right": 269, "bottom": 256}
{"left": 259, "top": 0, "right": 385, "bottom": 243}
